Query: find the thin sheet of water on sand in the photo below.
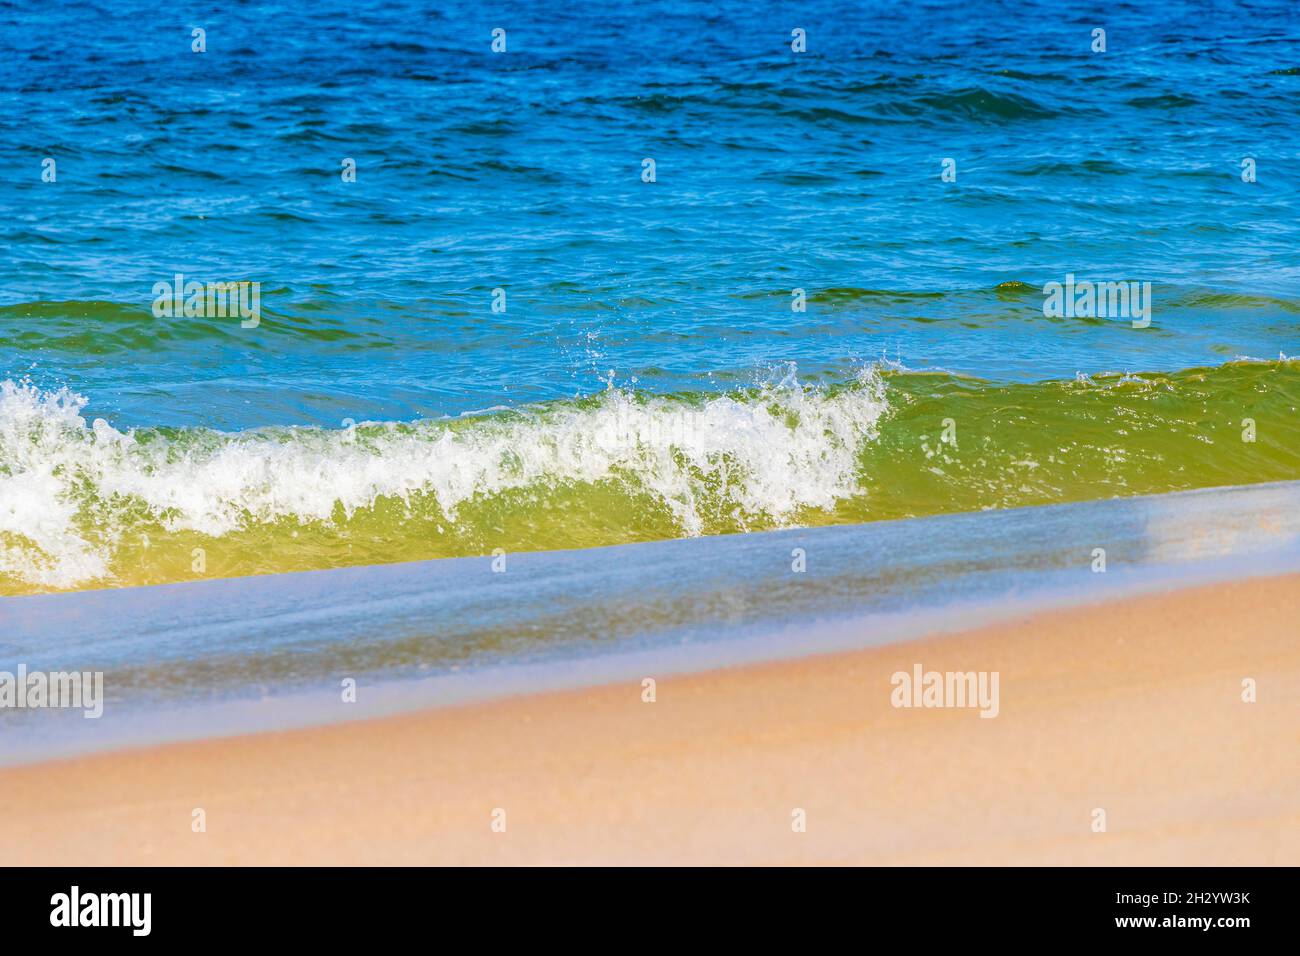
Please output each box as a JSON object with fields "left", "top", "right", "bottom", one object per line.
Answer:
{"left": 3, "top": 480, "right": 1300, "bottom": 762}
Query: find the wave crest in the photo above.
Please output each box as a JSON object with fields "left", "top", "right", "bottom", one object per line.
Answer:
{"left": 0, "top": 368, "right": 889, "bottom": 591}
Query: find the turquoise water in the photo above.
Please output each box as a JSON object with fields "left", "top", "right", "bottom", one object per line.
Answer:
{"left": 2, "top": 0, "right": 1299, "bottom": 593}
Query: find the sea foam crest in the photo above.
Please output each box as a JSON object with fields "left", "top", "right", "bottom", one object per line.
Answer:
{"left": 0, "top": 368, "right": 889, "bottom": 589}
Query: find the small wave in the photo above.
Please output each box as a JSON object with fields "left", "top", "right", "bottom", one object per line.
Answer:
{"left": 913, "top": 87, "right": 1060, "bottom": 121}
{"left": 4, "top": 359, "right": 1299, "bottom": 595}
{"left": 1167, "top": 290, "right": 1300, "bottom": 313}
{"left": 0, "top": 368, "right": 889, "bottom": 592}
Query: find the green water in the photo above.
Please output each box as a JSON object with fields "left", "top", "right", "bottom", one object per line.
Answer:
{"left": 3, "top": 360, "right": 1296, "bottom": 595}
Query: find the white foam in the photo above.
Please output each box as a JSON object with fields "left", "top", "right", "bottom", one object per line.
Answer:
{"left": 0, "top": 369, "right": 889, "bottom": 589}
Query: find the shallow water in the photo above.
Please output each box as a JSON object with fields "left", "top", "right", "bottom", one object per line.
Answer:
{"left": 2, "top": 0, "right": 1299, "bottom": 592}
{"left": 5, "top": 481, "right": 1300, "bottom": 762}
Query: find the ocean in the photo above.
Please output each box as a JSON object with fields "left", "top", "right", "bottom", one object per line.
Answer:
{"left": 2, "top": 0, "right": 1299, "bottom": 598}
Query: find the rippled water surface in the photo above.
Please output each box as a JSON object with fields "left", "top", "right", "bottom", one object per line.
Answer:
{"left": 1, "top": 0, "right": 1298, "bottom": 592}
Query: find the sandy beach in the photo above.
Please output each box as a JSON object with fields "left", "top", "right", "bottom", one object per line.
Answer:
{"left": 1, "top": 572, "right": 1297, "bottom": 866}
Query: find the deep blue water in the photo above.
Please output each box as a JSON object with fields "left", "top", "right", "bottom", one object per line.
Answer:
{"left": 2, "top": 0, "right": 1298, "bottom": 429}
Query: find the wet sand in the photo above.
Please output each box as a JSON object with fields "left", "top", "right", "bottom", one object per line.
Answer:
{"left": 1, "top": 573, "right": 1297, "bottom": 865}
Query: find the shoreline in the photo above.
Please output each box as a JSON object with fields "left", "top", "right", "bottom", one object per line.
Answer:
{"left": 8, "top": 478, "right": 1300, "bottom": 769}
{"left": 7, "top": 476, "right": 1300, "bottom": 602}
{"left": 2, "top": 572, "right": 1297, "bottom": 865}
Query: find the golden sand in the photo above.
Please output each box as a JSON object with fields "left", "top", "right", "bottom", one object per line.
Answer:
{"left": 1, "top": 574, "right": 1297, "bottom": 865}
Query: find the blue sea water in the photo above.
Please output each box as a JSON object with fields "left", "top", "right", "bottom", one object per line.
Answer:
{"left": 2, "top": 0, "right": 1300, "bottom": 595}
{"left": 2, "top": 0, "right": 1298, "bottom": 428}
